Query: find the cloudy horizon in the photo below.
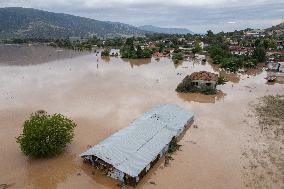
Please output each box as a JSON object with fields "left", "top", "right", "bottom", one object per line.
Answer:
{"left": 1, "top": 0, "right": 283, "bottom": 33}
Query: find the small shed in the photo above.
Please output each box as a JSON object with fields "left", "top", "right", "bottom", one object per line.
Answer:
{"left": 189, "top": 71, "right": 218, "bottom": 90}
{"left": 267, "top": 62, "right": 280, "bottom": 71}
{"left": 80, "top": 104, "right": 194, "bottom": 185}
{"left": 279, "top": 62, "right": 284, "bottom": 73}
{"left": 267, "top": 62, "right": 284, "bottom": 72}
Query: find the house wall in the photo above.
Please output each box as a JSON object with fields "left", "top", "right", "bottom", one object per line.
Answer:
{"left": 191, "top": 80, "right": 217, "bottom": 90}
{"left": 279, "top": 63, "right": 284, "bottom": 73}
{"left": 108, "top": 168, "right": 125, "bottom": 181}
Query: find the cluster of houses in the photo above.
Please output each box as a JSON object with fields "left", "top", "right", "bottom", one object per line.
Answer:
{"left": 266, "top": 42, "right": 284, "bottom": 73}
{"left": 229, "top": 46, "right": 253, "bottom": 56}
{"left": 226, "top": 33, "right": 284, "bottom": 74}
{"left": 267, "top": 52, "right": 284, "bottom": 73}
{"left": 139, "top": 40, "right": 205, "bottom": 57}
{"left": 244, "top": 29, "right": 266, "bottom": 38}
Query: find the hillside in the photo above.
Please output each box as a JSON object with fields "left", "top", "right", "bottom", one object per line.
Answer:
{"left": 138, "top": 25, "right": 194, "bottom": 34}
{"left": 266, "top": 22, "right": 284, "bottom": 31}
{"left": 265, "top": 22, "right": 284, "bottom": 37}
{"left": 0, "top": 7, "right": 148, "bottom": 39}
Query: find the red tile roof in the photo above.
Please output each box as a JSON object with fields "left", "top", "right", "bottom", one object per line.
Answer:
{"left": 190, "top": 71, "right": 218, "bottom": 81}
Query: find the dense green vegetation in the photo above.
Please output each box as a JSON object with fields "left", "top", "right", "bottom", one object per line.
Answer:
{"left": 17, "top": 112, "right": 76, "bottom": 157}
{"left": 192, "top": 42, "right": 202, "bottom": 54}
{"left": 252, "top": 47, "right": 266, "bottom": 62}
{"left": 120, "top": 38, "right": 152, "bottom": 58}
{"left": 2, "top": 18, "right": 282, "bottom": 65}
{"left": 172, "top": 52, "right": 184, "bottom": 61}
{"left": 204, "top": 30, "right": 269, "bottom": 72}
{"left": 50, "top": 39, "right": 93, "bottom": 51}
{"left": 217, "top": 75, "right": 227, "bottom": 85}
{"left": 219, "top": 57, "right": 257, "bottom": 72}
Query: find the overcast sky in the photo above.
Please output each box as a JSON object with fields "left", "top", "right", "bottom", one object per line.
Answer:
{"left": 1, "top": 0, "right": 284, "bottom": 33}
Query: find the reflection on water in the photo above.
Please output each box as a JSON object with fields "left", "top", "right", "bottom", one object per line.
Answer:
{"left": 122, "top": 58, "right": 151, "bottom": 68}
{"left": 173, "top": 60, "right": 184, "bottom": 69}
{"left": 101, "top": 56, "right": 111, "bottom": 63}
{"left": 0, "top": 44, "right": 89, "bottom": 66}
{"left": 177, "top": 91, "right": 226, "bottom": 103}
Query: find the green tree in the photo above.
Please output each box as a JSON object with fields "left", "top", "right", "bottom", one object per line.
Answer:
{"left": 172, "top": 52, "right": 184, "bottom": 61}
{"left": 136, "top": 46, "right": 143, "bottom": 58}
{"left": 252, "top": 47, "right": 266, "bottom": 62}
{"left": 254, "top": 39, "right": 261, "bottom": 47}
{"left": 141, "top": 49, "right": 152, "bottom": 58}
{"left": 17, "top": 112, "right": 76, "bottom": 157}
{"left": 125, "top": 38, "right": 134, "bottom": 45}
{"left": 192, "top": 42, "right": 202, "bottom": 54}
{"left": 101, "top": 48, "right": 110, "bottom": 56}
{"left": 208, "top": 44, "right": 230, "bottom": 59}
{"left": 207, "top": 30, "right": 214, "bottom": 37}
{"left": 268, "top": 39, "right": 277, "bottom": 49}
{"left": 213, "top": 55, "right": 222, "bottom": 64}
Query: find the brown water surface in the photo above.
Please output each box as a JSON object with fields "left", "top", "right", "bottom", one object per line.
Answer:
{"left": 0, "top": 45, "right": 283, "bottom": 189}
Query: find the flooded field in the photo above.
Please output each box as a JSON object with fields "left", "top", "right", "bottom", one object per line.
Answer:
{"left": 0, "top": 45, "right": 283, "bottom": 189}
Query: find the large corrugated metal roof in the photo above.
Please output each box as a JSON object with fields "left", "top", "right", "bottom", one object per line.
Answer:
{"left": 80, "top": 104, "right": 194, "bottom": 177}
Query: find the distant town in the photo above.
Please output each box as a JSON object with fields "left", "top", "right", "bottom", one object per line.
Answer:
{"left": 2, "top": 23, "right": 283, "bottom": 74}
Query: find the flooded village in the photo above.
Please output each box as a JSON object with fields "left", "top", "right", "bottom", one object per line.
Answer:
{"left": 0, "top": 7, "right": 284, "bottom": 189}
{"left": 0, "top": 31, "right": 283, "bottom": 189}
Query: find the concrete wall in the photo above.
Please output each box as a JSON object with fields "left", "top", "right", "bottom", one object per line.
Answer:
{"left": 191, "top": 80, "right": 217, "bottom": 90}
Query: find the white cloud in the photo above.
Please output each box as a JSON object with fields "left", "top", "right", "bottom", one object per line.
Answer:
{"left": 0, "top": 0, "right": 273, "bottom": 9}
{"left": 0, "top": 0, "right": 283, "bottom": 33}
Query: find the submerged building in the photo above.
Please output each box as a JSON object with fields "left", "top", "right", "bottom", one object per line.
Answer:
{"left": 189, "top": 71, "right": 218, "bottom": 90}
{"left": 176, "top": 71, "right": 219, "bottom": 93}
{"left": 80, "top": 104, "right": 194, "bottom": 186}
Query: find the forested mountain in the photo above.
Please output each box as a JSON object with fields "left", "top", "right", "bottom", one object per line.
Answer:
{"left": 138, "top": 25, "right": 194, "bottom": 34}
{"left": 0, "top": 7, "right": 148, "bottom": 39}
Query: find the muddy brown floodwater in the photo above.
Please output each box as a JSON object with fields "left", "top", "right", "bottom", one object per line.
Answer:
{"left": 0, "top": 45, "right": 283, "bottom": 189}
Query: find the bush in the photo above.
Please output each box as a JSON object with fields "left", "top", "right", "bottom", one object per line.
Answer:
{"left": 120, "top": 45, "right": 152, "bottom": 58}
{"left": 176, "top": 75, "right": 192, "bottom": 92}
{"left": 217, "top": 75, "right": 227, "bottom": 85}
{"left": 168, "top": 137, "right": 181, "bottom": 154}
{"left": 16, "top": 112, "right": 76, "bottom": 157}
{"left": 101, "top": 48, "right": 110, "bottom": 57}
{"left": 172, "top": 52, "right": 184, "bottom": 61}
{"left": 192, "top": 43, "right": 202, "bottom": 54}
{"left": 220, "top": 57, "right": 241, "bottom": 72}
{"left": 243, "top": 59, "right": 257, "bottom": 68}
{"left": 252, "top": 47, "right": 266, "bottom": 62}
{"left": 212, "top": 55, "right": 222, "bottom": 64}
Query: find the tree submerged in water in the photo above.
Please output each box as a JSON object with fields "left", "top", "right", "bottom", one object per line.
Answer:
{"left": 120, "top": 38, "right": 152, "bottom": 59}
{"left": 172, "top": 52, "right": 184, "bottom": 62}
{"left": 168, "top": 137, "right": 181, "bottom": 154}
{"left": 17, "top": 112, "right": 76, "bottom": 157}
{"left": 101, "top": 48, "right": 110, "bottom": 57}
